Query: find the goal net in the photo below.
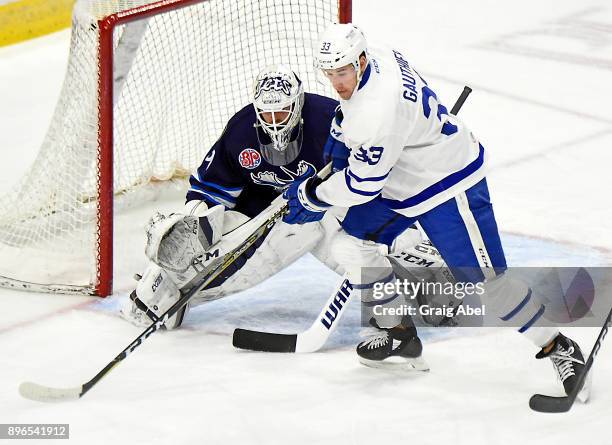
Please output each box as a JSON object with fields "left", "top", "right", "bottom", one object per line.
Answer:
{"left": 0, "top": 0, "right": 350, "bottom": 296}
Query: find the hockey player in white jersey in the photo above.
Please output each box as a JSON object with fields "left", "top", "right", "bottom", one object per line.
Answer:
{"left": 121, "top": 64, "right": 452, "bottom": 333}
{"left": 282, "top": 23, "right": 590, "bottom": 399}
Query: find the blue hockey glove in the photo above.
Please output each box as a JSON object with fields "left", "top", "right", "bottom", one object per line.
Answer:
{"left": 323, "top": 108, "right": 350, "bottom": 172}
{"left": 282, "top": 175, "right": 330, "bottom": 225}
{"left": 323, "top": 136, "right": 350, "bottom": 172}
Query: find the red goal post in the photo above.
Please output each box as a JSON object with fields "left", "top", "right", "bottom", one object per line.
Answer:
{"left": 0, "top": 0, "right": 352, "bottom": 297}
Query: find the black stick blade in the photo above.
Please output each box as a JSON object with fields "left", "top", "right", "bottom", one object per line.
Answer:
{"left": 232, "top": 328, "right": 297, "bottom": 352}
{"left": 529, "top": 394, "right": 572, "bottom": 413}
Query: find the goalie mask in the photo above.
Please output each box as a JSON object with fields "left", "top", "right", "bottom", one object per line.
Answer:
{"left": 253, "top": 65, "right": 305, "bottom": 166}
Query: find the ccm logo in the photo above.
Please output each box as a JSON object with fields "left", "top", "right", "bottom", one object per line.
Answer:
{"left": 192, "top": 249, "right": 221, "bottom": 270}
{"left": 401, "top": 253, "right": 434, "bottom": 267}
{"left": 151, "top": 274, "right": 163, "bottom": 293}
{"left": 205, "top": 249, "right": 220, "bottom": 261}
{"left": 478, "top": 248, "right": 490, "bottom": 268}
{"left": 320, "top": 279, "right": 353, "bottom": 329}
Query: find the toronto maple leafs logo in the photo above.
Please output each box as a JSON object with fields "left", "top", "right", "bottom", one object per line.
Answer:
{"left": 250, "top": 160, "right": 316, "bottom": 191}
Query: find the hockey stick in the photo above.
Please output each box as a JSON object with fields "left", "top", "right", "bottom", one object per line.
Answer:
{"left": 232, "top": 86, "right": 473, "bottom": 353}
{"left": 18, "top": 207, "right": 285, "bottom": 402}
{"left": 233, "top": 276, "right": 355, "bottom": 353}
{"left": 529, "top": 306, "right": 612, "bottom": 413}
{"left": 18, "top": 167, "right": 332, "bottom": 402}
{"left": 450, "top": 86, "right": 472, "bottom": 115}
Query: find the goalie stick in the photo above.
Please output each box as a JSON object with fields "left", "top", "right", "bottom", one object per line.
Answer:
{"left": 19, "top": 165, "right": 332, "bottom": 403}
{"left": 529, "top": 306, "right": 612, "bottom": 413}
{"left": 232, "top": 86, "right": 473, "bottom": 353}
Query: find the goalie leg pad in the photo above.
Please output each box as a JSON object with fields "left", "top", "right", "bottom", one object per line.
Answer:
{"left": 191, "top": 218, "right": 325, "bottom": 304}
{"left": 121, "top": 262, "right": 187, "bottom": 330}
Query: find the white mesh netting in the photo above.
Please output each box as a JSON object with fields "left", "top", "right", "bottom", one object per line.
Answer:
{"left": 0, "top": 0, "right": 341, "bottom": 294}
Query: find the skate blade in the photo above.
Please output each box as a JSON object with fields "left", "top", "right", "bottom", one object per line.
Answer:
{"left": 358, "top": 356, "right": 430, "bottom": 372}
{"left": 576, "top": 371, "right": 592, "bottom": 404}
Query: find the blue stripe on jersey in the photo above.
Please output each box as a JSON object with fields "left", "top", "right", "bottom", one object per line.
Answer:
{"left": 189, "top": 181, "right": 239, "bottom": 203}
{"left": 380, "top": 144, "right": 485, "bottom": 210}
{"left": 188, "top": 188, "right": 236, "bottom": 209}
{"left": 194, "top": 169, "right": 205, "bottom": 184}
{"left": 199, "top": 180, "right": 243, "bottom": 196}
{"left": 346, "top": 168, "right": 390, "bottom": 183}
{"left": 186, "top": 191, "right": 217, "bottom": 208}
{"left": 344, "top": 174, "right": 382, "bottom": 197}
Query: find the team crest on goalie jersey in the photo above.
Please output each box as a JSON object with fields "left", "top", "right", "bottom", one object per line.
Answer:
{"left": 238, "top": 148, "right": 261, "bottom": 169}
{"left": 250, "top": 160, "right": 316, "bottom": 191}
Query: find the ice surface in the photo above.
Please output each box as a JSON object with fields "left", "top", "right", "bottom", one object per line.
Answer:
{"left": 1, "top": 0, "right": 611, "bottom": 444}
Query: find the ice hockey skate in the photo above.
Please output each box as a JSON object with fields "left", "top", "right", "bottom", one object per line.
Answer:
{"left": 536, "top": 333, "right": 592, "bottom": 403}
{"left": 357, "top": 318, "right": 429, "bottom": 371}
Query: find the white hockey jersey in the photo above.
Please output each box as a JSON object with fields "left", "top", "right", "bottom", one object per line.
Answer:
{"left": 315, "top": 44, "right": 486, "bottom": 217}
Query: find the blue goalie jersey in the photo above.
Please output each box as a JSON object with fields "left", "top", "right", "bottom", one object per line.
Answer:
{"left": 187, "top": 93, "right": 338, "bottom": 217}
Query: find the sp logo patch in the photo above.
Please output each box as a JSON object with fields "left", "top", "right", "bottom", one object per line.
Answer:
{"left": 238, "top": 148, "right": 261, "bottom": 169}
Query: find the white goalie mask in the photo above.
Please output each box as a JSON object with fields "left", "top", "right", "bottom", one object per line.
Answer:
{"left": 253, "top": 65, "right": 305, "bottom": 166}
{"left": 314, "top": 23, "right": 368, "bottom": 79}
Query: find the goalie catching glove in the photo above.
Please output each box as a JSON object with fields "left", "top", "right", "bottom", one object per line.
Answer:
{"left": 145, "top": 202, "right": 224, "bottom": 273}
{"left": 122, "top": 201, "right": 227, "bottom": 329}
